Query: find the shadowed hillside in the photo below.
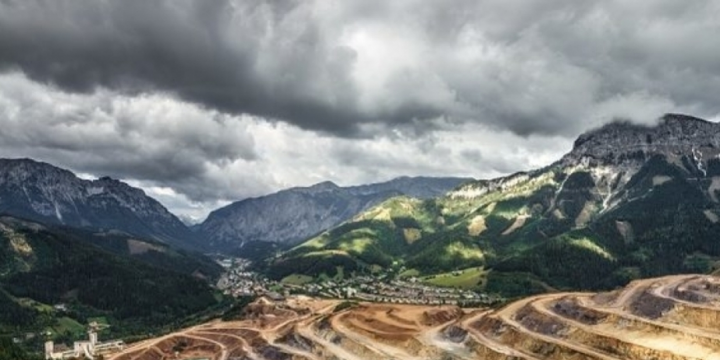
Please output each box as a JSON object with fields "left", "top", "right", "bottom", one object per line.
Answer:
{"left": 0, "top": 216, "right": 225, "bottom": 341}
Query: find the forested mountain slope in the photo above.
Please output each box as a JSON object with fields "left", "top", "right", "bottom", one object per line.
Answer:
{"left": 0, "top": 216, "right": 223, "bottom": 340}
{"left": 269, "top": 114, "right": 720, "bottom": 296}
{"left": 197, "top": 176, "right": 470, "bottom": 253}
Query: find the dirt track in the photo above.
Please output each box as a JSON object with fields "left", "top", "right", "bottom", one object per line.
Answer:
{"left": 109, "top": 275, "right": 720, "bottom": 360}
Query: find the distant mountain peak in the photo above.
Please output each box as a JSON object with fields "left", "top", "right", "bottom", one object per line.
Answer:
{"left": 0, "top": 158, "right": 196, "bottom": 249}
{"left": 93, "top": 176, "right": 144, "bottom": 194}
{"left": 97, "top": 175, "right": 116, "bottom": 182}
{"left": 305, "top": 181, "right": 340, "bottom": 191}
{"left": 0, "top": 157, "right": 76, "bottom": 177}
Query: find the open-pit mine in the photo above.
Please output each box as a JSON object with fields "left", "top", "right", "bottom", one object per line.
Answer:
{"left": 110, "top": 274, "right": 720, "bottom": 360}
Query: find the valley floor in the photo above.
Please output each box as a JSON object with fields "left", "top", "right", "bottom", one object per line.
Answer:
{"left": 109, "top": 274, "right": 720, "bottom": 360}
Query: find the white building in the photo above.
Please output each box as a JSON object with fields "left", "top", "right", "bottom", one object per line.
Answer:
{"left": 45, "top": 327, "right": 125, "bottom": 360}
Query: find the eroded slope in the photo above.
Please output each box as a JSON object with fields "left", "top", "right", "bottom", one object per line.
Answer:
{"left": 111, "top": 274, "right": 720, "bottom": 360}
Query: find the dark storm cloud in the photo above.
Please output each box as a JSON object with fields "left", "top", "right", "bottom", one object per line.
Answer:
{"left": 2, "top": 0, "right": 718, "bottom": 137}
{"left": 0, "top": 0, "right": 364, "bottom": 135}
{"left": 0, "top": 72, "right": 257, "bottom": 198}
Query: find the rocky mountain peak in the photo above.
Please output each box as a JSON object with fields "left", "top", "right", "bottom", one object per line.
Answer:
{"left": 96, "top": 175, "right": 117, "bottom": 182}
{"left": 301, "top": 181, "right": 341, "bottom": 193}
{"left": 452, "top": 113, "right": 720, "bottom": 201}
{"left": 0, "top": 158, "right": 195, "bottom": 249}
{"left": 93, "top": 176, "right": 146, "bottom": 195}
{"left": 0, "top": 158, "right": 77, "bottom": 181}
{"left": 660, "top": 113, "right": 713, "bottom": 127}
{"left": 565, "top": 113, "right": 720, "bottom": 167}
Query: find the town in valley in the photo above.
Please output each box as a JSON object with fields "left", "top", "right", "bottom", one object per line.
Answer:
{"left": 213, "top": 255, "right": 504, "bottom": 307}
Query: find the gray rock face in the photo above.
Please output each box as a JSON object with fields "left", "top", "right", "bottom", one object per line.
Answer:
{"left": 197, "top": 177, "right": 471, "bottom": 250}
{"left": 0, "top": 158, "right": 196, "bottom": 249}
{"left": 558, "top": 114, "right": 720, "bottom": 210}
{"left": 452, "top": 114, "right": 720, "bottom": 201}
{"left": 565, "top": 114, "right": 720, "bottom": 168}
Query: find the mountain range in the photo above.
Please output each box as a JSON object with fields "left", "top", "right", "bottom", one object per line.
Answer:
{"left": 0, "top": 158, "right": 470, "bottom": 254}
{"left": 3, "top": 113, "right": 720, "bottom": 299}
{"left": 0, "top": 156, "right": 470, "bottom": 343}
{"left": 268, "top": 114, "right": 720, "bottom": 296}
{"left": 197, "top": 176, "right": 471, "bottom": 253}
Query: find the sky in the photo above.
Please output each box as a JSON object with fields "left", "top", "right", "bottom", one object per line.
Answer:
{"left": 1, "top": 0, "right": 719, "bottom": 222}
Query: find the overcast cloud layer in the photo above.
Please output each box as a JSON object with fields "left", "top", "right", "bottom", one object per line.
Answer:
{"left": 0, "top": 0, "right": 719, "bottom": 220}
